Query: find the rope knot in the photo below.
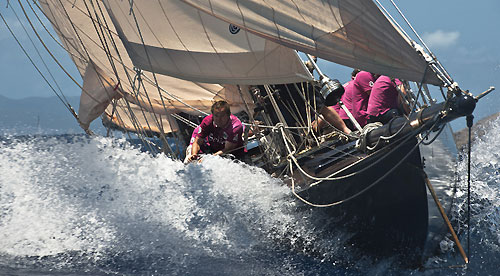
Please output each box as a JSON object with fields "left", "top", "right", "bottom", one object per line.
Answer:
{"left": 274, "top": 122, "right": 285, "bottom": 131}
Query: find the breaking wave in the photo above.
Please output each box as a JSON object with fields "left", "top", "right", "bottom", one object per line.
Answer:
{"left": 446, "top": 116, "right": 500, "bottom": 274}
{"left": 0, "top": 116, "right": 499, "bottom": 275}
{"left": 0, "top": 135, "right": 360, "bottom": 275}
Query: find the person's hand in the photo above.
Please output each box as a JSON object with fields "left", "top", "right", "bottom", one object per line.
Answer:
{"left": 186, "top": 154, "right": 199, "bottom": 163}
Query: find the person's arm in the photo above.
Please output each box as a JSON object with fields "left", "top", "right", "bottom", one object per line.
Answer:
{"left": 320, "top": 106, "right": 351, "bottom": 134}
{"left": 187, "top": 136, "right": 203, "bottom": 162}
{"left": 312, "top": 115, "right": 325, "bottom": 133}
{"left": 397, "top": 83, "right": 411, "bottom": 115}
{"left": 214, "top": 123, "right": 243, "bottom": 156}
{"left": 213, "top": 140, "right": 238, "bottom": 156}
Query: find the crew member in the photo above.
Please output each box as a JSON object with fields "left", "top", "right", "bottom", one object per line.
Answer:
{"left": 185, "top": 100, "right": 244, "bottom": 163}
{"left": 339, "top": 71, "right": 379, "bottom": 127}
{"left": 367, "top": 76, "right": 403, "bottom": 124}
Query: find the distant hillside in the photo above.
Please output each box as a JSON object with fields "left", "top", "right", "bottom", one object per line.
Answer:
{"left": 0, "top": 95, "right": 104, "bottom": 135}
{"left": 453, "top": 112, "right": 500, "bottom": 150}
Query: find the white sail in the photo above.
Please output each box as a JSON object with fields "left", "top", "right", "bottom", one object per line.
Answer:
{"left": 181, "top": 0, "right": 443, "bottom": 85}
{"left": 38, "top": 0, "right": 255, "bottom": 134}
{"left": 102, "top": 0, "right": 311, "bottom": 85}
{"left": 79, "top": 60, "right": 121, "bottom": 130}
{"left": 103, "top": 100, "right": 178, "bottom": 134}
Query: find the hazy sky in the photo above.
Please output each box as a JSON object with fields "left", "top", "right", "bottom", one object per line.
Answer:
{"left": 1, "top": 0, "right": 499, "bottom": 130}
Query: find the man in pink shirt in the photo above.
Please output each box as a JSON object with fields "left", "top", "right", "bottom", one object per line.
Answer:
{"left": 339, "top": 71, "right": 378, "bottom": 127}
{"left": 185, "top": 100, "right": 244, "bottom": 163}
{"left": 367, "top": 76, "right": 402, "bottom": 124}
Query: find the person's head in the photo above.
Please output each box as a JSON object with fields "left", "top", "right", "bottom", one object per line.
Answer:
{"left": 351, "top": 69, "right": 360, "bottom": 80}
{"left": 211, "top": 100, "right": 231, "bottom": 128}
{"left": 354, "top": 71, "right": 378, "bottom": 93}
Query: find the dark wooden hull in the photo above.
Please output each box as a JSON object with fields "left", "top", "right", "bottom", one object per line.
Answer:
{"left": 288, "top": 122, "right": 461, "bottom": 265}
{"left": 293, "top": 138, "right": 429, "bottom": 262}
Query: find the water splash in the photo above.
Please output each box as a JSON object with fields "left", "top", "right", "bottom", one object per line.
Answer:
{"left": 455, "top": 116, "right": 500, "bottom": 242}
{"left": 440, "top": 116, "right": 500, "bottom": 273}
{"left": 2, "top": 123, "right": 498, "bottom": 275}
{"left": 0, "top": 135, "right": 350, "bottom": 274}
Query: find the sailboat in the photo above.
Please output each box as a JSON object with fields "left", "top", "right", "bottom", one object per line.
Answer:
{"left": 5, "top": 0, "right": 495, "bottom": 266}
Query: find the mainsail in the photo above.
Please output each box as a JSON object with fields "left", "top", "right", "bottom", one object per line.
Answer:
{"left": 181, "top": 0, "right": 444, "bottom": 85}
{"left": 37, "top": 0, "right": 449, "bottom": 136}
{"left": 39, "top": 0, "right": 298, "bottom": 133}
{"left": 103, "top": 0, "right": 312, "bottom": 85}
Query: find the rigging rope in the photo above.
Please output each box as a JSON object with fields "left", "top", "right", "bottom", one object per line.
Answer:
{"left": 24, "top": 0, "right": 126, "bottom": 136}
{"left": 87, "top": 0, "right": 168, "bottom": 152}
{"left": 276, "top": 74, "right": 439, "bottom": 184}
{"left": 36, "top": 0, "right": 208, "bottom": 146}
{"left": 80, "top": 0, "right": 166, "bottom": 151}
{"left": 0, "top": 6, "right": 89, "bottom": 133}
{"left": 387, "top": 0, "right": 453, "bottom": 87}
{"left": 0, "top": 10, "right": 70, "bottom": 110}
{"left": 285, "top": 114, "right": 443, "bottom": 207}
{"left": 9, "top": 5, "right": 70, "bottom": 106}
{"left": 56, "top": 0, "right": 152, "bottom": 143}
{"left": 127, "top": 3, "right": 189, "bottom": 157}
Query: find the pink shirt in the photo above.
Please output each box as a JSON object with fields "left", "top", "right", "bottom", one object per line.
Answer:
{"left": 367, "top": 76, "right": 401, "bottom": 117}
{"left": 189, "top": 125, "right": 205, "bottom": 146}
{"left": 340, "top": 71, "right": 377, "bottom": 126}
{"left": 191, "top": 114, "right": 244, "bottom": 155}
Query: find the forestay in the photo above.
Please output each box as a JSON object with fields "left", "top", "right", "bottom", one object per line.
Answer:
{"left": 103, "top": 0, "right": 312, "bottom": 85}
{"left": 181, "top": 0, "right": 443, "bottom": 85}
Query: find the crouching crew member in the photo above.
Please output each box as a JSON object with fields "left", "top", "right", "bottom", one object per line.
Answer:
{"left": 185, "top": 100, "right": 244, "bottom": 163}
{"left": 367, "top": 76, "right": 403, "bottom": 124}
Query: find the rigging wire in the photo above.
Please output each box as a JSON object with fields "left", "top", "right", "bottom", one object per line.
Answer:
{"left": 76, "top": 0, "right": 168, "bottom": 149}
{"left": 37, "top": 0, "right": 209, "bottom": 125}
{"left": 31, "top": 0, "right": 322, "bottom": 148}
{"left": 35, "top": 0, "right": 156, "bottom": 148}
{"left": 17, "top": 0, "right": 114, "bottom": 136}
{"left": 386, "top": 0, "right": 453, "bottom": 86}
{"left": 16, "top": 0, "right": 82, "bottom": 91}
{"left": 27, "top": 0, "right": 123, "bottom": 119}
{"left": 421, "top": 122, "right": 446, "bottom": 146}
{"left": 286, "top": 117, "right": 423, "bottom": 183}
{"left": 56, "top": 0, "right": 161, "bottom": 151}
{"left": 85, "top": 0, "right": 167, "bottom": 153}
{"left": 82, "top": 0, "right": 142, "bottom": 138}
{"left": 0, "top": 8, "right": 79, "bottom": 121}
{"left": 126, "top": 3, "right": 183, "bottom": 155}
{"left": 9, "top": 4, "right": 69, "bottom": 106}
{"left": 269, "top": 65, "right": 433, "bottom": 185}
{"left": 49, "top": 0, "right": 148, "bottom": 142}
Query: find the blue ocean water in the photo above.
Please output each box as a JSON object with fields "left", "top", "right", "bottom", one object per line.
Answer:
{"left": 0, "top": 117, "right": 499, "bottom": 275}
